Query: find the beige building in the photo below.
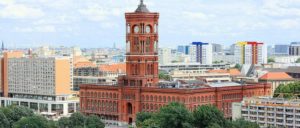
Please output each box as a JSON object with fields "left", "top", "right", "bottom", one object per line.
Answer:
{"left": 0, "top": 51, "right": 78, "bottom": 118}
{"left": 170, "top": 69, "right": 232, "bottom": 83}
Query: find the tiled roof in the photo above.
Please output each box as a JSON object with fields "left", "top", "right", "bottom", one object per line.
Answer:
{"left": 99, "top": 63, "right": 126, "bottom": 73}
{"left": 259, "top": 72, "right": 294, "bottom": 81}
{"left": 74, "top": 61, "right": 96, "bottom": 68}
{"left": 229, "top": 69, "right": 241, "bottom": 76}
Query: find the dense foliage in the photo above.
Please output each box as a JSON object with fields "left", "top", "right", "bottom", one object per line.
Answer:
{"left": 136, "top": 103, "right": 259, "bottom": 128}
{"left": 296, "top": 58, "right": 300, "bottom": 63}
{"left": 273, "top": 82, "right": 300, "bottom": 98}
{"left": 158, "top": 72, "right": 171, "bottom": 81}
{"left": 0, "top": 106, "right": 104, "bottom": 128}
{"left": 192, "top": 105, "right": 226, "bottom": 128}
{"left": 267, "top": 58, "right": 275, "bottom": 63}
{"left": 234, "top": 64, "right": 241, "bottom": 70}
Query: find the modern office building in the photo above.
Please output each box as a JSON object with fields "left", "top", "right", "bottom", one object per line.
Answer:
{"left": 177, "top": 45, "right": 190, "bottom": 55}
{"left": 290, "top": 42, "right": 300, "bottom": 56}
{"left": 212, "top": 43, "right": 223, "bottom": 53}
{"left": 0, "top": 51, "right": 78, "bottom": 117}
{"left": 234, "top": 41, "right": 267, "bottom": 65}
{"left": 233, "top": 97, "right": 300, "bottom": 128}
{"left": 79, "top": 1, "right": 271, "bottom": 126}
{"left": 190, "top": 42, "right": 212, "bottom": 64}
{"left": 158, "top": 48, "right": 172, "bottom": 64}
{"left": 274, "top": 45, "right": 289, "bottom": 56}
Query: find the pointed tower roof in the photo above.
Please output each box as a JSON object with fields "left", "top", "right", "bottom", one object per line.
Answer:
{"left": 135, "top": 0, "right": 149, "bottom": 13}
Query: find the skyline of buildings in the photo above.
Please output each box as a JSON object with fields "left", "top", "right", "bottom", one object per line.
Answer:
{"left": 1, "top": 0, "right": 300, "bottom": 128}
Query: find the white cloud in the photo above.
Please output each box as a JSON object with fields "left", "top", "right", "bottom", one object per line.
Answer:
{"left": 79, "top": 5, "right": 121, "bottom": 21}
{"left": 182, "top": 11, "right": 214, "bottom": 21}
{"left": 0, "top": 0, "right": 14, "bottom": 5}
{"left": 0, "top": 4, "right": 44, "bottom": 19}
{"left": 14, "top": 25, "right": 56, "bottom": 33}
{"left": 276, "top": 19, "right": 300, "bottom": 29}
{"left": 261, "top": 0, "right": 300, "bottom": 17}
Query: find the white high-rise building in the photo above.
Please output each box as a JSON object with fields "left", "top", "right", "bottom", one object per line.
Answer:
{"left": 189, "top": 42, "right": 212, "bottom": 64}
{"left": 234, "top": 42, "right": 267, "bottom": 65}
{"left": 158, "top": 48, "right": 172, "bottom": 65}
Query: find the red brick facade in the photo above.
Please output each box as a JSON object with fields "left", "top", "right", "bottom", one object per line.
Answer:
{"left": 80, "top": 83, "right": 271, "bottom": 123}
{"left": 79, "top": 1, "right": 271, "bottom": 124}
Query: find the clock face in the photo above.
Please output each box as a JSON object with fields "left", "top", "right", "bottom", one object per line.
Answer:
{"left": 146, "top": 26, "right": 151, "bottom": 33}
{"left": 134, "top": 26, "right": 139, "bottom": 33}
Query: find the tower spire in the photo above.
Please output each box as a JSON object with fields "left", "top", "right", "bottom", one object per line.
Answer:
{"left": 135, "top": 0, "right": 149, "bottom": 13}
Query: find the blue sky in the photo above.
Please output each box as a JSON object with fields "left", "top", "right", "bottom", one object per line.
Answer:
{"left": 0, "top": 0, "right": 300, "bottom": 48}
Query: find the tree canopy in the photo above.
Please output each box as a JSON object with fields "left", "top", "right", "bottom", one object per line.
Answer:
{"left": 296, "top": 58, "right": 300, "bottom": 63}
{"left": 156, "top": 102, "right": 193, "bottom": 128}
{"left": 273, "top": 82, "right": 300, "bottom": 98}
{"left": 192, "top": 105, "right": 226, "bottom": 128}
{"left": 69, "top": 112, "right": 86, "bottom": 128}
{"left": 85, "top": 115, "right": 105, "bottom": 128}
{"left": 13, "top": 115, "right": 50, "bottom": 128}
{"left": 267, "top": 58, "right": 275, "bottom": 63}
{"left": 0, "top": 106, "right": 105, "bottom": 128}
{"left": 158, "top": 73, "right": 171, "bottom": 81}
{"left": 0, "top": 110, "right": 10, "bottom": 128}
{"left": 136, "top": 102, "right": 259, "bottom": 128}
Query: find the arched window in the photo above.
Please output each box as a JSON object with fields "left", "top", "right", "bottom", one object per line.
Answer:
{"left": 127, "top": 24, "right": 130, "bottom": 33}
{"left": 154, "top": 41, "right": 158, "bottom": 52}
{"left": 154, "top": 24, "right": 158, "bottom": 33}
{"left": 127, "top": 103, "right": 132, "bottom": 114}
{"left": 126, "top": 41, "right": 130, "bottom": 53}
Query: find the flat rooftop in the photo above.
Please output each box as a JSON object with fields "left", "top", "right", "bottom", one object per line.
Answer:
{"left": 208, "top": 82, "right": 241, "bottom": 87}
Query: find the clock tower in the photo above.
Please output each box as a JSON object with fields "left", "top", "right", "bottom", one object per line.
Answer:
{"left": 123, "top": 0, "right": 159, "bottom": 87}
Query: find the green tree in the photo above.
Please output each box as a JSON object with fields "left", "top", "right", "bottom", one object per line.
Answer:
{"left": 12, "top": 115, "right": 50, "bottom": 128}
{"left": 207, "top": 123, "right": 222, "bottom": 128}
{"left": 267, "top": 58, "right": 275, "bottom": 63}
{"left": 58, "top": 117, "right": 69, "bottom": 128}
{"left": 85, "top": 115, "right": 105, "bottom": 128}
{"left": 192, "top": 105, "right": 226, "bottom": 128}
{"left": 0, "top": 110, "right": 10, "bottom": 128}
{"left": 140, "top": 118, "right": 159, "bottom": 128}
{"left": 296, "top": 58, "right": 300, "bottom": 63}
{"left": 136, "top": 112, "right": 154, "bottom": 127}
{"left": 234, "top": 64, "right": 241, "bottom": 70}
{"left": 231, "top": 119, "right": 260, "bottom": 128}
{"left": 4, "top": 106, "right": 34, "bottom": 126}
{"left": 158, "top": 73, "right": 171, "bottom": 81}
{"left": 47, "top": 120, "right": 58, "bottom": 128}
{"left": 273, "top": 82, "right": 300, "bottom": 98}
{"left": 156, "top": 102, "right": 193, "bottom": 128}
{"left": 69, "top": 112, "right": 86, "bottom": 128}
